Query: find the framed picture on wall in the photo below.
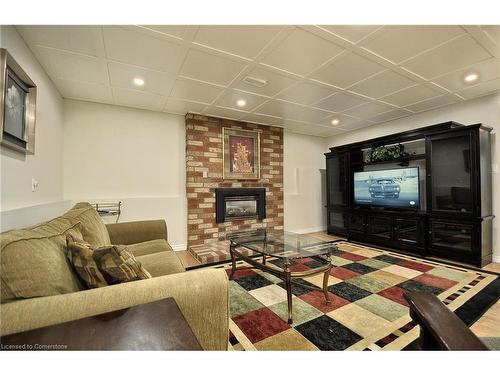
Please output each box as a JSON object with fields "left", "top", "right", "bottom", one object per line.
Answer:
{"left": 0, "top": 48, "right": 37, "bottom": 154}
{"left": 222, "top": 128, "right": 260, "bottom": 179}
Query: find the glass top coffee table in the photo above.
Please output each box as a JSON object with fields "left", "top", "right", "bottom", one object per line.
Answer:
{"left": 227, "top": 229, "right": 338, "bottom": 324}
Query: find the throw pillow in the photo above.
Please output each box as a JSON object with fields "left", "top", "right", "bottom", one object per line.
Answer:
{"left": 63, "top": 203, "right": 111, "bottom": 247}
{"left": 66, "top": 235, "right": 152, "bottom": 289}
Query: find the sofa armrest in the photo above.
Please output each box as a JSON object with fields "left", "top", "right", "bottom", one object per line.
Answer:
{"left": 106, "top": 220, "right": 168, "bottom": 245}
{"left": 0, "top": 269, "right": 229, "bottom": 351}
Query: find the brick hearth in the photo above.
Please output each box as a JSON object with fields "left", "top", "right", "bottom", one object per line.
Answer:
{"left": 185, "top": 114, "right": 284, "bottom": 248}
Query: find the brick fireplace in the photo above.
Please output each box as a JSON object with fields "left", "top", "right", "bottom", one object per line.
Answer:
{"left": 186, "top": 114, "right": 284, "bottom": 247}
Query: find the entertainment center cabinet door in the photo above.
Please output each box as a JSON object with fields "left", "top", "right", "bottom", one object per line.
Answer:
{"left": 428, "top": 219, "right": 477, "bottom": 263}
{"left": 366, "top": 215, "right": 392, "bottom": 240}
{"left": 427, "top": 131, "right": 475, "bottom": 216}
{"left": 326, "top": 152, "right": 349, "bottom": 207}
{"left": 328, "top": 210, "right": 349, "bottom": 236}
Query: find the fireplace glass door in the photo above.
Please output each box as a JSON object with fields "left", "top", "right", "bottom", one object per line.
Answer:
{"left": 224, "top": 196, "right": 258, "bottom": 221}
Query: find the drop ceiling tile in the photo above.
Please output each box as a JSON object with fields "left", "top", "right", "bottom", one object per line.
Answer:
{"left": 103, "top": 26, "right": 185, "bottom": 74}
{"left": 53, "top": 78, "right": 113, "bottom": 104}
{"left": 320, "top": 25, "right": 382, "bottom": 44}
{"left": 108, "top": 62, "right": 176, "bottom": 96}
{"left": 433, "top": 58, "right": 500, "bottom": 92}
{"left": 180, "top": 49, "right": 246, "bottom": 86}
{"left": 169, "top": 79, "right": 224, "bottom": 104}
{"left": 193, "top": 26, "right": 282, "bottom": 59}
{"left": 254, "top": 100, "right": 305, "bottom": 118}
{"left": 349, "top": 70, "right": 416, "bottom": 99}
{"left": 361, "top": 25, "right": 464, "bottom": 63}
{"left": 314, "top": 92, "right": 368, "bottom": 112}
{"left": 240, "top": 113, "right": 281, "bottom": 125}
{"left": 287, "top": 107, "right": 332, "bottom": 123}
{"left": 402, "top": 36, "right": 491, "bottom": 79}
{"left": 163, "top": 98, "right": 206, "bottom": 115}
{"left": 138, "top": 25, "right": 191, "bottom": 40}
{"left": 370, "top": 109, "right": 413, "bottom": 123}
{"left": 456, "top": 78, "right": 500, "bottom": 99}
{"left": 343, "top": 101, "right": 395, "bottom": 118}
{"left": 204, "top": 106, "right": 247, "bottom": 120}
{"left": 312, "top": 52, "right": 384, "bottom": 88}
{"left": 16, "top": 25, "right": 104, "bottom": 57}
{"left": 276, "top": 82, "right": 335, "bottom": 105}
{"left": 215, "top": 89, "right": 268, "bottom": 111}
{"left": 260, "top": 28, "right": 344, "bottom": 76}
{"left": 112, "top": 87, "right": 167, "bottom": 112}
{"left": 480, "top": 25, "right": 500, "bottom": 44}
{"left": 233, "top": 67, "right": 296, "bottom": 96}
{"left": 405, "top": 95, "right": 460, "bottom": 113}
{"left": 319, "top": 113, "right": 367, "bottom": 128}
{"left": 33, "top": 46, "right": 108, "bottom": 84}
{"left": 381, "top": 85, "right": 441, "bottom": 107}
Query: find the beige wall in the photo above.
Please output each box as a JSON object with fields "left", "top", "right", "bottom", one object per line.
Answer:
{"left": 63, "top": 100, "right": 187, "bottom": 247}
{"left": 326, "top": 93, "right": 500, "bottom": 261}
{"left": 0, "top": 26, "right": 67, "bottom": 229}
{"left": 284, "top": 131, "right": 328, "bottom": 233}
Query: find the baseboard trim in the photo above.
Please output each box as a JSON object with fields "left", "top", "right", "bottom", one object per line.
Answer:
{"left": 172, "top": 244, "right": 187, "bottom": 251}
{"left": 492, "top": 255, "right": 500, "bottom": 264}
{"left": 290, "top": 226, "right": 327, "bottom": 234}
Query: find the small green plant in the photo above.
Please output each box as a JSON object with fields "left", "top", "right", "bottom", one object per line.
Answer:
{"left": 369, "top": 144, "right": 408, "bottom": 162}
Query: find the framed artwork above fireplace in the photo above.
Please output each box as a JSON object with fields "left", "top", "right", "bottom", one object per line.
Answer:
{"left": 222, "top": 127, "right": 260, "bottom": 179}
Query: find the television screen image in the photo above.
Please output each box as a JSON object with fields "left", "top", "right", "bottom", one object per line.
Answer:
{"left": 354, "top": 167, "right": 420, "bottom": 208}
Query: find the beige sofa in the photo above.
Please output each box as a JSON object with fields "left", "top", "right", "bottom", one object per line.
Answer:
{"left": 0, "top": 203, "right": 229, "bottom": 350}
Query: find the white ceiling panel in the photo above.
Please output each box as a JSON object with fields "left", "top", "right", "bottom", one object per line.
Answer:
{"left": 314, "top": 92, "right": 368, "bottom": 112}
{"left": 361, "top": 26, "right": 464, "bottom": 63}
{"left": 456, "top": 78, "right": 500, "bottom": 99}
{"left": 180, "top": 49, "right": 246, "bottom": 86}
{"left": 433, "top": 58, "right": 500, "bottom": 92}
{"left": 381, "top": 85, "right": 441, "bottom": 107}
{"left": 169, "top": 79, "right": 224, "bottom": 104}
{"left": 276, "top": 82, "right": 334, "bottom": 105}
{"left": 405, "top": 95, "right": 460, "bottom": 113}
{"left": 163, "top": 98, "right": 206, "bottom": 115}
{"left": 193, "top": 26, "right": 282, "bottom": 59}
{"left": 312, "top": 52, "right": 385, "bottom": 88}
{"left": 215, "top": 89, "right": 268, "bottom": 111}
{"left": 34, "top": 46, "right": 108, "bottom": 84}
{"left": 112, "top": 87, "right": 167, "bottom": 112}
{"left": 17, "top": 25, "right": 500, "bottom": 138}
{"left": 54, "top": 78, "right": 113, "bottom": 104}
{"left": 108, "top": 62, "right": 176, "bottom": 96}
{"left": 402, "top": 36, "right": 491, "bottom": 79}
{"left": 349, "top": 70, "right": 416, "bottom": 99}
{"left": 17, "top": 25, "right": 104, "bottom": 57}
{"left": 260, "top": 28, "right": 344, "bottom": 76}
{"left": 103, "top": 26, "right": 186, "bottom": 74}
{"left": 320, "top": 25, "right": 382, "bottom": 44}
{"left": 343, "top": 101, "right": 395, "bottom": 118}
{"left": 233, "top": 67, "right": 296, "bottom": 97}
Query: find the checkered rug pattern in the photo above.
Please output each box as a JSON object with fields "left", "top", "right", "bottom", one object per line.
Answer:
{"left": 214, "top": 241, "right": 499, "bottom": 351}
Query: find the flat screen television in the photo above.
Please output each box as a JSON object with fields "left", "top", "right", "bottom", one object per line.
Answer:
{"left": 353, "top": 167, "right": 420, "bottom": 209}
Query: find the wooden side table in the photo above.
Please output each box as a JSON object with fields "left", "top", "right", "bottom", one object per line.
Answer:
{"left": 0, "top": 297, "right": 202, "bottom": 350}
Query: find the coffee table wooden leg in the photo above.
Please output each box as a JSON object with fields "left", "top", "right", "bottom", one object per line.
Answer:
{"left": 323, "top": 265, "right": 332, "bottom": 305}
{"left": 229, "top": 242, "right": 237, "bottom": 279}
{"left": 262, "top": 254, "right": 266, "bottom": 265}
{"left": 285, "top": 269, "right": 293, "bottom": 324}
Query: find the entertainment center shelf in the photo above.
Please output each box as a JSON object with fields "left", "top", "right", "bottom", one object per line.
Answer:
{"left": 325, "top": 121, "right": 493, "bottom": 267}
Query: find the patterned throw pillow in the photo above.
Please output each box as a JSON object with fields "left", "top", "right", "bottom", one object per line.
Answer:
{"left": 66, "top": 235, "right": 152, "bottom": 288}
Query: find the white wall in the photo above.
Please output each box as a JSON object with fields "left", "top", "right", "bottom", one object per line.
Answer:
{"left": 326, "top": 93, "right": 500, "bottom": 261}
{"left": 63, "top": 100, "right": 187, "bottom": 248}
{"left": 284, "top": 131, "right": 328, "bottom": 233}
{"left": 0, "top": 26, "right": 68, "bottom": 230}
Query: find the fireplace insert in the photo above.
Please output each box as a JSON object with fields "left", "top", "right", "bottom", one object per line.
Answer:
{"left": 215, "top": 188, "right": 266, "bottom": 223}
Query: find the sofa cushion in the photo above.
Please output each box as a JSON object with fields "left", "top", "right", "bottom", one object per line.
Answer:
{"left": 127, "top": 239, "right": 173, "bottom": 257}
{"left": 66, "top": 236, "right": 152, "bottom": 288}
{"left": 0, "top": 223, "right": 84, "bottom": 303}
{"left": 136, "top": 251, "right": 185, "bottom": 277}
{"left": 63, "top": 203, "right": 111, "bottom": 247}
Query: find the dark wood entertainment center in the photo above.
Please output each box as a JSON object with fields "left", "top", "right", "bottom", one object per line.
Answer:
{"left": 325, "top": 121, "right": 493, "bottom": 267}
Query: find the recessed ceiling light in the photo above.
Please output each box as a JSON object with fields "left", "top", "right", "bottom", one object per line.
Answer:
{"left": 331, "top": 118, "right": 340, "bottom": 126}
{"left": 464, "top": 73, "right": 479, "bottom": 83}
{"left": 236, "top": 99, "right": 247, "bottom": 107}
{"left": 133, "top": 77, "right": 145, "bottom": 87}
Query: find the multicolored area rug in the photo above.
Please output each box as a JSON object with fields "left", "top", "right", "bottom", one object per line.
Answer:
{"left": 212, "top": 241, "right": 499, "bottom": 351}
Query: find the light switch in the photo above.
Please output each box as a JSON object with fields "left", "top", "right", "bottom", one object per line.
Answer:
{"left": 31, "top": 178, "right": 39, "bottom": 192}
